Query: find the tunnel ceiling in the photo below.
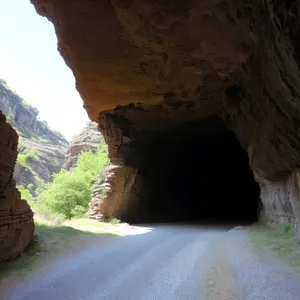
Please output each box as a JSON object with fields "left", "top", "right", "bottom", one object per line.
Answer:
{"left": 31, "top": 0, "right": 251, "bottom": 118}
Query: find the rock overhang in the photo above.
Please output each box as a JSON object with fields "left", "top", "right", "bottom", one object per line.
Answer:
{"left": 31, "top": 0, "right": 252, "bottom": 120}
{"left": 30, "top": 0, "right": 300, "bottom": 228}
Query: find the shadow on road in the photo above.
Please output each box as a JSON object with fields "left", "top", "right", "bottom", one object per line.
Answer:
{"left": 0, "top": 223, "right": 117, "bottom": 280}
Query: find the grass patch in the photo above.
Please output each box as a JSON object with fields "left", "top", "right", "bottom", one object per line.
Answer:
{"left": 65, "top": 218, "right": 113, "bottom": 232}
{"left": 110, "top": 218, "right": 121, "bottom": 225}
{"left": 249, "top": 225, "right": 300, "bottom": 270}
{"left": 0, "top": 218, "right": 120, "bottom": 280}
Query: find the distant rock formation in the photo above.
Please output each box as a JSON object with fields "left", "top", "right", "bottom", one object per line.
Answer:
{"left": 0, "top": 111, "right": 34, "bottom": 262}
{"left": 13, "top": 138, "right": 67, "bottom": 195}
{"left": 0, "top": 79, "right": 67, "bottom": 145}
{"left": 63, "top": 122, "right": 103, "bottom": 171}
{"left": 0, "top": 79, "right": 68, "bottom": 195}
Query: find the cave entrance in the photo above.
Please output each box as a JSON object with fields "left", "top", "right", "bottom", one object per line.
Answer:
{"left": 126, "top": 116, "right": 260, "bottom": 224}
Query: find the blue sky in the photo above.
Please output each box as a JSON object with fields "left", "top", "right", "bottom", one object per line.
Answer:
{"left": 0, "top": 0, "right": 89, "bottom": 140}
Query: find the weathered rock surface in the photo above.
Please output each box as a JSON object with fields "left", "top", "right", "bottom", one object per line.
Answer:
{"left": 63, "top": 122, "right": 103, "bottom": 171}
{"left": 13, "top": 137, "right": 67, "bottom": 194}
{"left": 258, "top": 171, "right": 300, "bottom": 232}
{"left": 0, "top": 79, "right": 67, "bottom": 145}
{"left": 0, "top": 111, "right": 34, "bottom": 262}
{"left": 0, "top": 80, "right": 68, "bottom": 194}
{"left": 32, "top": 1, "right": 300, "bottom": 230}
{"left": 89, "top": 164, "right": 140, "bottom": 221}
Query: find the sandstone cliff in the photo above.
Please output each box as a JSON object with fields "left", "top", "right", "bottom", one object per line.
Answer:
{"left": 30, "top": 0, "right": 300, "bottom": 231}
{"left": 0, "top": 79, "right": 68, "bottom": 195}
{"left": 0, "top": 111, "right": 34, "bottom": 262}
{"left": 63, "top": 122, "right": 103, "bottom": 171}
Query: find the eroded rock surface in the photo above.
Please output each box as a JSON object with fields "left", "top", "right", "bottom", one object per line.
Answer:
{"left": 0, "top": 79, "right": 68, "bottom": 146}
{"left": 63, "top": 122, "right": 103, "bottom": 171}
{"left": 31, "top": 0, "right": 300, "bottom": 229}
{"left": 0, "top": 111, "right": 34, "bottom": 262}
{"left": 0, "top": 79, "right": 68, "bottom": 195}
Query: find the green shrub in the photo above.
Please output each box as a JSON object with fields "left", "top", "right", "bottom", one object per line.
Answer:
{"left": 18, "top": 141, "right": 27, "bottom": 153}
{"left": 110, "top": 218, "right": 121, "bottom": 225}
{"left": 100, "top": 189, "right": 109, "bottom": 197}
{"left": 38, "top": 142, "right": 109, "bottom": 219}
{"left": 27, "top": 183, "right": 34, "bottom": 192}
{"left": 283, "top": 223, "right": 292, "bottom": 233}
{"left": 71, "top": 205, "right": 88, "bottom": 218}
{"left": 18, "top": 185, "right": 35, "bottom": 206}
{"left": 17, "top": 149, "right": 40, "bottom": 165}
{"left": 33, "top": 175, "right": 46, "bottom": 190}
{"left": 6, "top": 108, "right": 14, "bottom": 122}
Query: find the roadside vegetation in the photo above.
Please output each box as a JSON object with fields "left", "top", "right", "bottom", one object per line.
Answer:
{"left": 19, "top": 141, "right": 109, "bottom": 220}
{"left": 0, "top": 135, "right": 126, "bottom": 283}
{"left": 1, "top": 141, "right": 120, "bottom": 280}
{"left": 249, "top": 224, "right": 300, "bottom": 271}
{"left": 2, "top": 141, "right": 117, "bottom": 272}
{"left": 0, "top": 79, "right": 124, "bottom": 283}
{"left": 38, "top": 142, "right": 109, "bottom": 219}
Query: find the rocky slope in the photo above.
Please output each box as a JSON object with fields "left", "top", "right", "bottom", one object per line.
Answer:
{"left": 30, "top": 1, "right": 300, "bottom": 231}
{"left": 0, "top": 79, "right": 68, "bottom": 195}
{"left": 64, "top": 122, "right": 103, "bottom": 171}
{"left": 0, "top": 111, "right": 34, "bottom": 262}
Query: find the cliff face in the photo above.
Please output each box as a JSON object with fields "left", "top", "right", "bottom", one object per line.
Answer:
{"left": 0, "top": 79, "right": 67, "bottom": 145}
{"left": 63, "top": 122, "right": 103, "bottom": 171}
{"left": 0, "top": 111, "right": 34, "bottom": 262}
{"left": 13, "top": 138, "right": 66, "bottom": 195}
{"left": 29, "top": 1, "right": 300, "bottom": 230}
{"left": 0, "top": 80, "right": 68, "bottom": 195}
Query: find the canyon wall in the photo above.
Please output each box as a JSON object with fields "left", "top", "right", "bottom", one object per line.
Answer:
{"left": 64, "top": 122, "right": 103, "bottom": 171}
{"left": 0, "top": 79, "right": 67, "bottom": 145}
{"left": 31, "top": 0, "right": 300, "bottom": 230}
{"left": 0, "top": 111, "right": 34, "bottom": 262}
{"left": 0, "top": 79, "right": 68, "bottom": 195}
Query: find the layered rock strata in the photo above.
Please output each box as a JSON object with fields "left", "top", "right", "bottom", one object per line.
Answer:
{"left": 63, "top": 122, "right": 103, "bottom": 171}
{"left": 0, "top": 80, "right": 68, "bottom": 195}
{"left": 31, "top": 0, "right": 300, "bottom": 230}
{"left": 0, "top": 111, "right": 34, "bottom": 262}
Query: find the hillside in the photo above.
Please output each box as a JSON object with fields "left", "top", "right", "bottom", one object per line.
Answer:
{"left": 0, "top": 79, "right": 68, "bottom": 195}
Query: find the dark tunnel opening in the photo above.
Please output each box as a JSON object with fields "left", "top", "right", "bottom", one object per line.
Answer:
{"left": 125, "top": 116, "right": 260, "bottom": 224}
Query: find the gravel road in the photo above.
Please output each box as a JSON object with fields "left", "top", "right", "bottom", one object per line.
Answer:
{"left": 2, "top": 223, "right": 300, "bottom": 300}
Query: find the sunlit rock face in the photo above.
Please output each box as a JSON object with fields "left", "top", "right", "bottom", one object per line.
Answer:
{"left": 0, "top": 111, "right": 34, "bottom": 262}
{"left": 32, "top": 0, "right": 300, "bottom": 230}
{"left": 0, "top": 80, "right": 68, "bottom": 144}
{"left": 63, "top": 122, "right": 104, "bottom": 171}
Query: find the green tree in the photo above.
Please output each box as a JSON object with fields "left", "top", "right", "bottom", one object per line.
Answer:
{"left": 38, "top": 142, "right": 109, "bottom": 219}
{"left": 18, "top": 185, "right": 35, "bottom": 205}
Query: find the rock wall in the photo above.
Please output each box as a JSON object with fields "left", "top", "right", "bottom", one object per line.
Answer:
{"left": 0, "top": 79, "right": 67, "bottom": 145}
{"left": 221, "top": 1, "right": 300, "bottom": 231}
{"left": 257, "top": 172, "right": 300, "bottom": 232}
{"left": 88, "top": 113, "right": 141, "bottom": 221}
{"left": 31, "top": 0, "right": 300, "bottom": 230}
{"left": 13, "top": 137, "right": 67, "bottom": 195}
{"left": 0, "top": 111, "right": 34, "bottom": 262}
{"left": 63, "top": 122, "right": 103, "bottom": 171}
